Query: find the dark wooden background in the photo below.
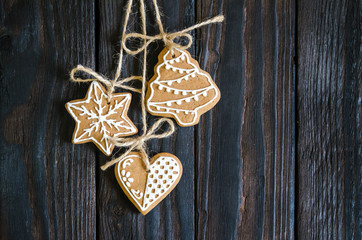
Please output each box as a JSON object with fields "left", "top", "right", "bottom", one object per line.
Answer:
{"left": 0, "top": 0, "right": 360, "bottom": 239}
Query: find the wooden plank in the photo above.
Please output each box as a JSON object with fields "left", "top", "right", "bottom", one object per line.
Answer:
{"left": 297, "top": 0, "right": 361, "bottom": 239}
{"left": 96, "top": 1, "right": 196, "bottom": 239}
{"left": 196, "top": 0, "right": 295, "bottom": 239}
{"left": 0, "top": 0, "right": 96, "bottom": 239}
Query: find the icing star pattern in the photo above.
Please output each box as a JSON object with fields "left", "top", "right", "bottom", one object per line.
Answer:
{"left": 66, "top": 81, "right": 138, "bottom": 155}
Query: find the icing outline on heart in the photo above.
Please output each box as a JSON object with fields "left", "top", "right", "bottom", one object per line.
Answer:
{"left": 115, "top": 152, "right": 182, "bottom": 214}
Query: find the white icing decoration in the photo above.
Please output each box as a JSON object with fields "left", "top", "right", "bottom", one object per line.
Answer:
{"left": 117, "top": 154, "right": 181, "bottom": 212}
{"left": 131, "top": 189, "right": 143, "bottom": 200}
{"left": 147, "top": 49, "right": 219, "bottom": 126}
{"left": 66, "top": 81, "right": 137, "bottom": 155}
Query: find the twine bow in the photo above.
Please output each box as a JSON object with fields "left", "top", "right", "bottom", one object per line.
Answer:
{"left": 69, "top": 0, "right": 223, "bottom": 171}
{"left": 101, "top": 118, "right": 175, "bottom": 170}
{"left": 70, "top": 64, "right": 142, "bottom": 96}
{"left": 122, "top": 0, "right": 224, "bottom": 55}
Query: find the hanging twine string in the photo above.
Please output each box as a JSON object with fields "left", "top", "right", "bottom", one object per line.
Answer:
{"left": 70, "top": 65, "right": 142, "bottom": 95}
{"left": 122, "top": 0, "right": 224, "bottom": 55}
{"left": 69, "top": 0, "right": 223, "bottom": 171}
{"left": 100, "top": 0, "right": 224, "bottom": 171}
{"left": 70, "top": 0, "right": 140, "bottom": 97}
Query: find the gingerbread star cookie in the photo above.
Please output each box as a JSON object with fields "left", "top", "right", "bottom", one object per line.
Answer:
{"left": 65, "top": 81, "right": 138, "bottom": 156}
{"left": 146, "top": 47, "right": 221, "bottom": 127}
{"left": 115, "top": 152, "right": 182, "bottom": 215}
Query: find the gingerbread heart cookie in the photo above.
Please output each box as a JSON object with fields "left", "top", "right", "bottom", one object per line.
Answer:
{"left": 115, "top": 152, "right": 182, "bottom": 215}
{"left": 66, "top": 81, "right": 138, "bottom": 156}
{"left": 146, "top": 47, "right": 220, "bottom": 127}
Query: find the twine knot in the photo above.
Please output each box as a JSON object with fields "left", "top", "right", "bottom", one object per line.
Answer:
{"left": 69, "top": 0, "right": 223, "bottom": 171}
{"left": 122, "top": 14, "right": 223, "bottom": 55}
{"left": 101, "top": 118, "right": 175, "bottom": 171}
{"left": 70, "top": 64, "right": 143, "bottom": 96}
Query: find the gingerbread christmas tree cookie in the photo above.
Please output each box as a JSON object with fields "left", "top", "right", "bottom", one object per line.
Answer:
{"left": 66, "top": 81, "right": 138, "bottom": 156}
{"left": 115, "top": 152, "right": 182, "bottom": 215}
{"left": 146, "top": 47, "right": 220, "bottom": 127}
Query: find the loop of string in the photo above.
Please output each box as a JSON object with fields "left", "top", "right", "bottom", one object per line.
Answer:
{"left": 122, "top": 0, "right": 224, "bottom": 55}
{"left": 69, "top": 0, "right": 223, "bottom": 171}
{"left": 101, "top": 118, "right": 175, "bottom": 170}
{"left": 70, "top": 65, "right": 143, "bottom": 97}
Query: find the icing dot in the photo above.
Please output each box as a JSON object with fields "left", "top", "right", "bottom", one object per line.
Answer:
{"left": 166, "top": 102, "right": 171, "bottom": 106}
{"left": 172, "top": 68, "right": 176, "bottom": 72}
{"left": 182, "top": 92, "right": 187, "bottom": 96}
{"left": 156, "top": 106, "right": 161, "bottom": 110}
{"left": 177, "top": 79, "right": 181, "bottom": 83}
{"left": 170, "top": 60, "right": 174, "bottom": 64}
{"left": 167, "top": 81, "right": 172, "bottom": 86}
{"left": 122, "top": 177, "right": 127, "bottom": 182}
{"left": 176, "top": 58, "right": 180, "bottom": 62}
{"left": 192, "top": 91, "right": 197, "bottom": 94}
{"left": 181, "top": 55, "right": 185, "bottom": 60}
{"left": 158, "top": 85, "right": 163, "bottom": 90}
{"left": 128, "top": 178, "right": 134, "bottom": 183}
{"left": 185, "top": 76, "right": 189, "bottom": 80}
{"left": 176, "top": 110, "right": 180, "bottom": 113}
{"left": 179, "top": 69, "right": 184, "bottom": 74}
{"left": 194, "top": 96, "right": 199, "bottom": 101}
{"left": 174, "top": 90, "right": 179, "bottom": 95}
{"left": 191, "top": 73, "right": 196, "bottom": 77}
{"left": 166, "top": 88, "right": 171, "bottom": 92}
{"left": 203, "top": 92, "right": 208, "bottom": 97}
{"left": 176, "top": 100, "right": 182, "bottom": 105}
{"left": 126, "top": 182, "right": 131, "bottom": 187}
{"left": 186, "top": 99, "right": 191, "bottom": 103}
{"left": 165, "top": 65, "right": 171, "bottom": 70}
{"left": 121, "top": 170, "right": 125, "bottom": 176}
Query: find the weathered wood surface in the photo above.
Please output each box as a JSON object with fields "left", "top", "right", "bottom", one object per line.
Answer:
{"left": 0, "top": 1, "right": 97, "bottom": 239}
{"left": 0, "top": 0, "right": 360, "bottom": 239}
{"left": 297, "top": 0, "right": 361, "bottom": 239}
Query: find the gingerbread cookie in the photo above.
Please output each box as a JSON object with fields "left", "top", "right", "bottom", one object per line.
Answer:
{"left": 115, "top": 152, "right": 182, "bottom": 215}
{"left": 146, "top": 47, "right": 220, "bottom": 127}
{"left": 65, "top": 81, "right": 138, "bottom": 156}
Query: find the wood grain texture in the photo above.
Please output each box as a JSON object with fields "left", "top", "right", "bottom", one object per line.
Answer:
{"left": 297, "top": 0, "right": 361, "bottom": 239}
{"left": 0, "top": 0, "right": 96, "bottom": 239}
{"left": 96, "top": 1, "right": 195, "bottom": 239}
{"left": 195, "top": 0, "right": 295, "bottom": 239}
{"left": 1, "top": 0, "right": 361, "bottom": 239}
